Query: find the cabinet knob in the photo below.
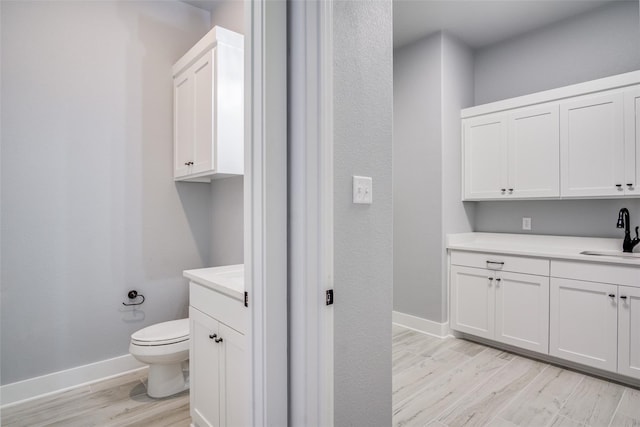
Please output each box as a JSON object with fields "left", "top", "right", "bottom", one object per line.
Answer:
{"left": 608, "top": 294, "right": 616, "bottom": 298}
{"left": 214, "top": 337, "right": 223, "bottom": 343}
{"left": 621, "top": 295, "right": 628, "bottom": 300}
{"left": 500, "top": 188, "right": 506, "bottom": 192}
{"left": 209, "top": 334, "right": 217, "bottom": 339}
{"left": 508, "top": 188, "right": 513, "bottom": 193}
{"left": 627, "top": 184, "right": 634, "bottom": 188}
{"left": 616, "top": 184, "right": 623, "bottom": 189}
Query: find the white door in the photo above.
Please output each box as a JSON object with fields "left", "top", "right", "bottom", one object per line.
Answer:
{"left": 495, "top": 272, "right": 549, "bottom": 354}
{"left": 219, "top": 324, "right": 247, "bottom": 427}
{"left": 192, "top": 50, "right": 215, "bottom": 175}
{"left": 560, "top": 90, "right": 625, "bottom": 197}
{"left": 549, "top": 278, "right": 618, "bottom": 372}
{"left": 463, "top": 113, "right": 508, "bottom": 200}
{"left": 624, "top": 86, "right": 640, "bottom": 195}
{"left": 450, "top": 266, "right": 495, "bottom": 339}
{"left": 190, "top": 307, "right": 221, "bottom": 427}
{"left": 174, "top": 71, "right": 194, "bottom": 178}
{"left": 618, "top": 285, "right": 640, "bottom": 380}
{"left": 507, "top": 104, "right": 560, "bottom": 198}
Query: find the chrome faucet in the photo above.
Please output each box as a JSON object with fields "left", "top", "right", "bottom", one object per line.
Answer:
{"left": 617, "top": 208, "right": 640, "bottom": 253}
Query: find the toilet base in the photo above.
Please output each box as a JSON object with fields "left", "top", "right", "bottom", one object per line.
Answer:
{"left": 146, "top": 363, "right": 189, "bottom": 398}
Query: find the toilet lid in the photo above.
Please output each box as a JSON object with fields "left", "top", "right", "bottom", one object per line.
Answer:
{"left": 131, "top": 319, "right": 189, "bottom": 344}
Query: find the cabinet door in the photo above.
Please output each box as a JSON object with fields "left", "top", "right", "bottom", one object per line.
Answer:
{"left": 618, "top": 286, "right": 640, "bottom": 380}
{"left": 495, "top": 272, "right": 549, "bottom": 354}
{"left": 507, "top": 104, "right": 560, "bottom": 198}
{"left": 219, "top": 324, "right": 247, "bottom": 427}
{"left": 463, "top": 114, "right": 508, "bottom": 200}
{"left": 174, "top": 71, "right": 194, "bottom": 178}
{"left": 450, "top": 266, "right": 495, "bottom": 339}
{"left": 190, "top": 307, "right": 221, "bottom": 427}
{"left": 624, "top": 86, "right": 640, "bottom": 195}
{"left": 192, "top": 50, "right": 215, "bottom": 175}
{"left": 560, "top": 91, "right": 625, "bottom": 197}
{"left": 549, "top": 278, "right": 617, "bottom": 372}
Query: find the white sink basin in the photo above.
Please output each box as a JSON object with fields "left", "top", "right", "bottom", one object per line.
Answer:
{"left": 580, "top": 250, "right": 640, "bottom": 259}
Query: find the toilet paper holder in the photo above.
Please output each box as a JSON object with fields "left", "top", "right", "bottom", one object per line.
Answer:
{"left": 123, "top": 290, "right": 145, "bottom": 306}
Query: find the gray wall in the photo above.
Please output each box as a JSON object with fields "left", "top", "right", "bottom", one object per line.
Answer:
{"left": 475, "top": 1, "right": 640, "bottom": 104}
{"left": 0, "top": 1, "right": 211, "bottom": 385}
{"left": 210, "top": 177, "right": 244, "bottom": 266}
{"left": 440, "top": 33, "right": 475, "bottom": 318}
{"left": 333, "top": 1, "right": 393, "bottom": 425}
{"left": 393, "top": 34, "right": 443, "bottom": 321}
{"left": 209, "top": 0, "right": 245, "bottom": 267}
{"left": 393, "top": 32, "right": 475, "bottom": 323}
{"left": 474, "top": 1, "right": 640, "bottom": 238}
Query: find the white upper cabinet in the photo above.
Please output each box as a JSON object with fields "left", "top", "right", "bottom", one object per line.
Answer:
{"left": 463, "top": 104, "right": 559, "bottom": 200}
{"left": 624, "top": 86, "right": 640, "bottom": 195}
{"left": 461, "top": 71, "right": 640, "bottom": 200}
{"left": 172, "top": 27, "right": 244, "bottom": 182}
{"left": 560, "top": 90, "right": 624, "bottom": 197}
{"left": 463, "top": 114, "right": 508, "bottom": 200}
{"left": 508, "top": 104, "right": 560, "bottom": 198}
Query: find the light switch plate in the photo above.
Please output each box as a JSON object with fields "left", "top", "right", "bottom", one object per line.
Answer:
{"left": 353, "top": 176, "right": 373, "bottom": 204}
{"left": 522, "top": 217, "right": 532, "bottom": 230}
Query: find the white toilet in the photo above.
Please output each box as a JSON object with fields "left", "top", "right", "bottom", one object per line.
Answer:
{"left": 129, "top": 319, "right": 190, "bottom": 398}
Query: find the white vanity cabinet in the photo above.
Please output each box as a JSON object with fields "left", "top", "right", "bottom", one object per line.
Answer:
{"left": 549, "top": 278, "right": 618, "bottom": 372}
{"left": 549, "top": 260, "right": 640, "bottom": 379}
{"left": 448, "top": 233, "right": 640, "bottom": 384}
{"left": 618, "top": 285, "right": 640, "bottom": 379}
{"left": 190, "top": 307, "right": 246, "bottom": 427}
{"left": 185, "top": 265, "right": 247, "bottom": 427}
{"left": 172, "top": 27, "right": 244, "bottom": 182}
{"left": 450, "top": 251, "right": 550, "bottom": 354}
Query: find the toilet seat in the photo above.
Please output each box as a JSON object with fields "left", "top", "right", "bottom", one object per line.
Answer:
{"left": 131, "top": 319, "right": 189, "bottom": 346}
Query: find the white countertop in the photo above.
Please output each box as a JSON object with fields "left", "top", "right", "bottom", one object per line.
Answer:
{"left": 184, "top": 264, "right": 244, "bottom": 301}
{"left": 447, "top": 233, "right": 640, "bottom": 266}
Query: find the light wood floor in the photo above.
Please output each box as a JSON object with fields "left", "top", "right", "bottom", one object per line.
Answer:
{"left": 0, "top": 369, "right": 190, "bottom": 427}
{"left": 393, "top": 324, "right": 640, "bottom": 427}
{"left": 3, "top": 328, "right": 640, "bottom": 427}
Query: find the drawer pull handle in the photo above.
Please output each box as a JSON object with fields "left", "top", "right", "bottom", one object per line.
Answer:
{"left": 621, "top": 295, "right": 628, "bottom": 300}
{"left": 214, "top": 337, "right": 224, "bottom": 343}
{"left": 486, "top": 260, "right": 504, "bottom": 266}
{"left": 609, "top": 294, "right": 616, "bottom": 298}
{"left": 209, "top": 334, "right": 217, "bottom": 339}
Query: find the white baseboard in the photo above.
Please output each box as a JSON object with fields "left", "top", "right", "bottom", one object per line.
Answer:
{"left": 1, "top": 354, "right": 146, "bottom": 408}
{"left": 393, "top": 311, "right": 450, "bottom": 338}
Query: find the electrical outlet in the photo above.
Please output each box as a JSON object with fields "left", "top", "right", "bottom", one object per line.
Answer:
{"left": 522, "top": 217, "right": 532, "bottom": 230}
{"left": 353, "top": 176, "right": 373, "bottom": 204}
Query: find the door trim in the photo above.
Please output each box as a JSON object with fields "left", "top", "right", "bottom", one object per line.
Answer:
{"left": 244, "top": 1, "right": 288, "bottom": 426}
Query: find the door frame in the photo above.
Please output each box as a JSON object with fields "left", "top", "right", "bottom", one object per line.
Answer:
{"left": 244, "top": 1, "right": 288, "bottom": 425}
{"left": 288, "top": 0, "right": 335, "bottom": 425}
{"left": 245, "top": 0, "right": 334, "bottom": 425}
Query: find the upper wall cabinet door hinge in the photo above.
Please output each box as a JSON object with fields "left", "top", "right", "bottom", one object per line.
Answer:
{"left": 244, "top": 291, "right": 249, "bottom": 308}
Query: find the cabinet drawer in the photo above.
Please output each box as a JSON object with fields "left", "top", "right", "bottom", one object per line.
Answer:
{"left": 190, "top": 282, "right": 247, "bottom": 334}
{"left": 551, "top": 260, "right": 640, "bottom": 287}
{"left": 450, "top": 251, "right": 549, "bottom": 276}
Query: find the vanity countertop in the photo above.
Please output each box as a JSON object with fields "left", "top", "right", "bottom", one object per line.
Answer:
{"left": 447, "top": 233, "right": 640, "bottom": 266}
{"left": 184, "top": 264, "right": 244, "bottom": 301}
